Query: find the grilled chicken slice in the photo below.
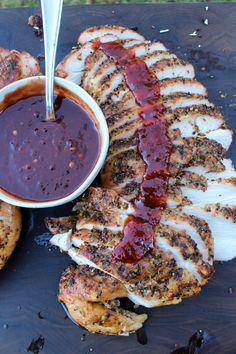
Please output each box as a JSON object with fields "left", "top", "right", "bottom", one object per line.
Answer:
{"left": 182, "top": 204, "right": 236, "bottom": 262}
{"left": 59, "top": 264, "right": 147, "bottom": 335}
{"left": 0, "top": 201, "right": 21, "bottom": 270}
{"left": 160, "top": 78, "right": 207, "bottom": 96}
{"left": 52, "top": 25, "right": 236, "bottom": 334}
{"left": 60, "top": 264, "right": 127, "bottom": 302}
{"left": 128, "top": 40, "right": 167, "bottom": 55}
{"left": 56, "top": 43, "right": 94, "bottom": 83}
{"left": 78, "top": 25, "right": 145, "bottom": 44}
{"left": 169, "top": 159, "right": 236, "bottom": 206}
{"left": 150, "top": 58, "right": 195, "bottom": 80}
{"left": 0, "top": 48, "right": 40, "bottom": 89}
{"left": 45, "top": 216, "right": 77, "bottom": 234}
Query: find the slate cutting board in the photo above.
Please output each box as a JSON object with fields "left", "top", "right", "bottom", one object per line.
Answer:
{"left": 0, "top": 4, "right": 236, "bottom": 354}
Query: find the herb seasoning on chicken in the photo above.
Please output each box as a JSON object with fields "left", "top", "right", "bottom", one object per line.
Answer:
{"left": 47, "top": 25, "right": 236, "bottom": 335}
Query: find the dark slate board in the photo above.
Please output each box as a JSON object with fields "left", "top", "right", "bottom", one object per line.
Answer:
{"left": 0, "top": 4, "right": 236, "bottom": 354}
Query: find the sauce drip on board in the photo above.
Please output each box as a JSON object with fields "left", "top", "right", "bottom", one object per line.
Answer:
{"left": 94, "top": 41, "right": 172, "bottom": 262}
{"left": 0, "top": 95, "right": 100, "bottom": 201}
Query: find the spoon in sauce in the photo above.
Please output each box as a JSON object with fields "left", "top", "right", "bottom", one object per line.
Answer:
{"left": 0, "top": 1, "right": 109, "bottom": 208}
{"left": 41, "top": 0, "right": 63, "bottom": 121}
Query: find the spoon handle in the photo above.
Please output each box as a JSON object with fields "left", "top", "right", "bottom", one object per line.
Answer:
{"left": 41, "top": 0, "right": 63, "bottom": 120}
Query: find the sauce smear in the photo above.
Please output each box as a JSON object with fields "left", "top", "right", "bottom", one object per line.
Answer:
{"left": 0, "top": 95, "right": 100, "bottom": 201}
{"left": 94, "top": 41, "right": 172, "bottom": 262}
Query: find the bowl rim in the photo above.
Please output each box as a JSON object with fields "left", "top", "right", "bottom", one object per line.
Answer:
{"left": 0, "top": 75, "right": 109, "bottom": 208}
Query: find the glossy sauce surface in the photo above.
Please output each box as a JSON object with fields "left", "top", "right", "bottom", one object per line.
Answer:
{"left": 95, "top": 41, "right": 172, "bottom": 262}
{"left": 0, "top": 95, "right": 100, "bottom": 201}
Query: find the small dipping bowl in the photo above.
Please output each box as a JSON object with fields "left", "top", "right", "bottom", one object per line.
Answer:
{"left": 0, "top": 76, "right": 109, "bottom": 208}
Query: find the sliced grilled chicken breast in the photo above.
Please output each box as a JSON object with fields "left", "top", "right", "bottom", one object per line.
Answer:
{"left": 50, "top": 25, "right": 236, "bottom": 334}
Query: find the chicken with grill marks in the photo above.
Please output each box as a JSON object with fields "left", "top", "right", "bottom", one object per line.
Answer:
{"left": 47, "top": 25, "right": 236, "bottom": 335}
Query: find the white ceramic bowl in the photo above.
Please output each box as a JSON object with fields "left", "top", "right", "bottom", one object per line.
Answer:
{"left": 0, "top": 76, "right": 109, "bottom": 208}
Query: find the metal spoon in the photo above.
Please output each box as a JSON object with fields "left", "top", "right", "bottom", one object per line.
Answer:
{"left": 41, "top": 0, "right": 63, "bottom": 121}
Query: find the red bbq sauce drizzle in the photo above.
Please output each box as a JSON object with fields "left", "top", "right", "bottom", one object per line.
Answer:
{"left": 94, "top": 41, "right": 172, "bottom": 262}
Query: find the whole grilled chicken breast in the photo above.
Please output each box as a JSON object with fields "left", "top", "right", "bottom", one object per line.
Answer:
{"left": 0, "top": 48, "right": 41, "bottom": 89}
{"left": 48, "top": 25, "right": 236, "bottom": 335}
{"left": 0, "top": 201, "right": 21, "bottom": 270}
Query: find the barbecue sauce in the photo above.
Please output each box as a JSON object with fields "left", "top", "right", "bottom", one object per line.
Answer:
{"left": 94, "top": 41, "right": 172, "bottom": 262}
{"left": 0, "top": 95, "right": 100, "bottom": 201}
